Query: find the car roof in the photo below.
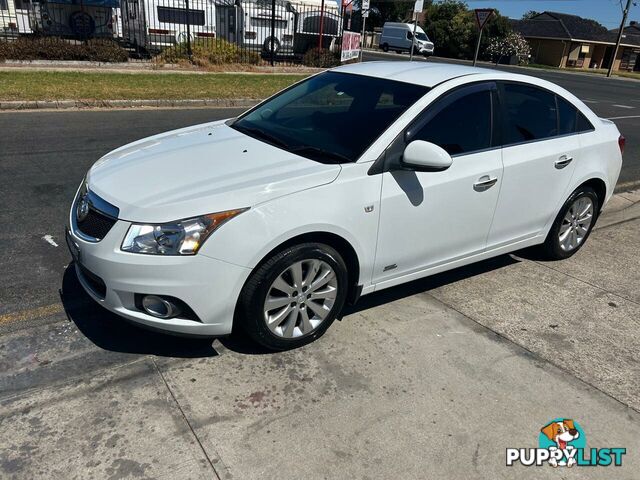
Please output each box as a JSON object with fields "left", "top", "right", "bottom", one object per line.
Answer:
{"left": 331, "top": 61, "right": 500, "bottom": 88}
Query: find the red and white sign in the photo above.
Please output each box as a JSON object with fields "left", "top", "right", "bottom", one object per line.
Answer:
{"left": 474, "top": 8, "right": 494, "bottom": 30}
{"left": 341, "top": 31, "right": 361, "bottom": 62}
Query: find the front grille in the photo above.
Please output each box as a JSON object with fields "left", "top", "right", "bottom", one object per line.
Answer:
{"left": 76, "top": 207, "right": 116, "bottom": 240}
{"left": 78, "top": 264, "right": 107, "bottom": 299}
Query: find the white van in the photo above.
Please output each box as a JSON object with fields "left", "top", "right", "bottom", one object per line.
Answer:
{"left": 239, "top": 0, "right": 296, "bottom": 56}
{"left": 121, "top": 0, "right": 216, "bottom": 53}
{"left": 379, "top": 22, "right": 434, "bottom": 56}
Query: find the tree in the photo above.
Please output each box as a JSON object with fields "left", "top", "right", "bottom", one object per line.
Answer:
{"left": 521, "top": 10, "right": 539, "bottom": 20}
{"left": 421, "top": 0, "right": 473, "bottom": 58}
{"left": 420, "top": 1, "right": 512, "bottom": 59}
{"left": 486, "top": 31, "right": 531, "bottom": 65}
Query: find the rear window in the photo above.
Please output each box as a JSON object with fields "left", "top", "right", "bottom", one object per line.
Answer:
{"left": 250, "top": 17, "right": 287, "bottom": 29}
{"left": 157, "top": 6, "right": 205, "bottom": 25}
{"left": 302, "top": 16, "right": 338, "bottom": 35}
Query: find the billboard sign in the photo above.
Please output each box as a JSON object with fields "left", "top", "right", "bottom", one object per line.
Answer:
{"left": 341, "top": 31, "right": 361, "bottom": 62}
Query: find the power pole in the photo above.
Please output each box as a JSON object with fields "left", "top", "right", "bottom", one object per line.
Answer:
{"left": 608, "top": 0, "right": 633, "bottom": 77}
{"left": 409, "top": 14, "right": 417, "bottom": 61}
{"left": 359, "top": 15, "right": 367, "bottom": 61}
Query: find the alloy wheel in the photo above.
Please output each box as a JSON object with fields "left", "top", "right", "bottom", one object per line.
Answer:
{"left": 263, "top": 259, "right": 338, "bottom": 339}
{"left": 558, "top": 197, "right": 594, "bottom": 252}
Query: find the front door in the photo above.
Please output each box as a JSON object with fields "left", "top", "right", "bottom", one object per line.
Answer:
{"left": 373, "top": 82, "right": 503, "bottom": 287}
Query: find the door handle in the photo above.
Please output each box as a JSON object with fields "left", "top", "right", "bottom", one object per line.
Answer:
{"left": 555, "top": 155, "right": 574, "bottom": 169}
{"left": 473, "top": 175, "right": 498, "bottom": 192}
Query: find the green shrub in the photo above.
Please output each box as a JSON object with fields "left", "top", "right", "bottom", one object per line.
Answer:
{"left": 158, "top": 39, "right": 261, "bottom": 66}
{"left": 0, "top": 37, "right": 128, "bottom": 62}
{"left": 301, "top": 48, "right": 340, "bottom": 68}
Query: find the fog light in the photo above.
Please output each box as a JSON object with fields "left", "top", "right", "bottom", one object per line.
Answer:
{"left": 141, "top": 295, "right": 180, "bottom": 319}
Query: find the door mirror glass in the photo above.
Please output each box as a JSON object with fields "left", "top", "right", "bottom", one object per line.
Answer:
{"left": 401, "top": 140, "right": 453, "bottom": 171}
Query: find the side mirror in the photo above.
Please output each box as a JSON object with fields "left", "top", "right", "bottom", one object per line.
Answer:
{"left": 401, "top": 140, "right": 453, "bottom": 172}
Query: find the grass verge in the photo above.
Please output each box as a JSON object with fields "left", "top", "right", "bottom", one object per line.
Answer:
{"left": 0, "top": 71, "right": 309, "bottom": 101}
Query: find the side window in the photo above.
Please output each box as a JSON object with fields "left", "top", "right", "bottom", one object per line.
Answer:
{"left": 557, "top": 95, "right": 594, "bottom": 135}
{"left": 557, "top": 96, "right": 577, "bottom": 135}
{"left": 409, "top": 89, "right": 492, "bottom": 156}
{"left": 502, "top": 83, "right": 557, "bottom": 144}
{"left": 576, "top": 111, "right": 594, "bottom": 133}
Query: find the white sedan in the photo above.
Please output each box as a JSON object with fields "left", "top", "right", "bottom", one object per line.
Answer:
{"left": 66, "top": 62, "right": 624, "bottom": 350}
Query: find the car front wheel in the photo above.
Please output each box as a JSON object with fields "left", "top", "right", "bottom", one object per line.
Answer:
{"left": 542, "top": 186, "right": 599, "bottom": 259}
{"left": 238, "top": 243, "right": 348, "bottom": 351}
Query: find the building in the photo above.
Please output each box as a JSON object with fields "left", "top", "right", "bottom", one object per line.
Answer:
{"left": 512, "top": 11, "right": 640, "bottom": 72}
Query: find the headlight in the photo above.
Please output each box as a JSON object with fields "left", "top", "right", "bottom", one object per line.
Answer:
{"left": 121, "top": 208, "right": 248, "bottom": 255}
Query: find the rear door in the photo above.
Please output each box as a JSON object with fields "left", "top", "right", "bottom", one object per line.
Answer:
{"left": 487, "top": 82, "right": 579, "bottom": 248}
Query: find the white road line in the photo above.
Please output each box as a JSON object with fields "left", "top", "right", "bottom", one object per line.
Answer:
{"left": 582, "top": 100, "right": 599, "bottom": 104}
{"left": 42, "top": 235, "right": 59, "bottom": 247}
{"left": 607, "top": 115, "right": 640, "bottom": 120}
{"left": 612, "top": 104, "right": 635, "bottom": 109}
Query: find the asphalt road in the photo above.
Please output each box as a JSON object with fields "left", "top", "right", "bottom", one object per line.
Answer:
{"left": 364, "top": 51, "right": 640, "bottom": 189}
{"left": 0, "top": 108, "right": 238, "bottom": 324}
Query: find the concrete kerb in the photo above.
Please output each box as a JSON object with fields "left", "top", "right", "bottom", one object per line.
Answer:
{"left": 0, "top": 98, "right": 261, "bottom": 110}
{"left": 597, "top": 188, "right": 640, "bottom": 229}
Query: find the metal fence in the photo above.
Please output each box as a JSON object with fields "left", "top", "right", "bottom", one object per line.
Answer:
{"left": 0, "top": 0, "right": 350, "bottom": 65}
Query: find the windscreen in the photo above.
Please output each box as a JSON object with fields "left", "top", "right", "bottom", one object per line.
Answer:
{"left": 231, "top": 71, "right": 429, "bottom": 163}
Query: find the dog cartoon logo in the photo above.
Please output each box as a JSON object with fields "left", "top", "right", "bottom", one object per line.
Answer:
{"left": 540, "top": 419, "right": 582, "bottom": 467}
{"left": 507, "top": 418, "right": 626, "bottom": 467}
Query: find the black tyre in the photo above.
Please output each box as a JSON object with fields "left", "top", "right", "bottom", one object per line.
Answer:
{"left": 238, "top": 243, "right": 348, "bottom": 351}
{"left": 263, "top": 36, "right": 280, "bottom": 55}
{"left": 381, "top": 43, "right": 389, "bottom": 52}
{"left": 541, "top": 186, "right": 599, "bottom": 260}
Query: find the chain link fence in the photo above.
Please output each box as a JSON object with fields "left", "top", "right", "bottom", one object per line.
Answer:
{"left": 0, "top": 0, "right": 354, "bottom": 66}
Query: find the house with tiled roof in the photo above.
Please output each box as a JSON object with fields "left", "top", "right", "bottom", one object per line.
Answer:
{"left": 511, "top": 12, "right": 640, "bottom": 72}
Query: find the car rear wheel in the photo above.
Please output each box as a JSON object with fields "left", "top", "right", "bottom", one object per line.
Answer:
{"left": 381, "top": 43, "right": 389, "bottom": 52}
{"left": 238, "top": 243, "right": 348, "bottom": 351}
{"left": 541, "top": 186, "right": 599, "bottom": 259}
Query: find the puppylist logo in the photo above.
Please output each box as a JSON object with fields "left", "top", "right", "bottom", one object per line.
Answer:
{"left": 506, "top": 419, "right": 626, "bottom": 467}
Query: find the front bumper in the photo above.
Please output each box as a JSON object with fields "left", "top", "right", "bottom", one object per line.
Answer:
{"left": 66, "top": 221, "right": 251, "bottom": 337}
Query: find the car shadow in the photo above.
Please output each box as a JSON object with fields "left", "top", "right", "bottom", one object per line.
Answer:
{"left": 343, "top": 253, "right": 520, "bottom": 316}
{"left": 60, "top": 264, "right": 219, "bottom": 358}
{"left": 62, "top": 254, "right": 521, "bottom": 357}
